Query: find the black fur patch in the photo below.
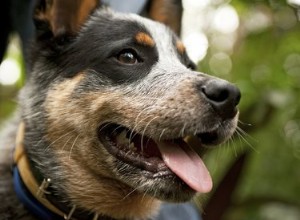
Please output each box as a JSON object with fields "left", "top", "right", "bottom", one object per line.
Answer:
{"left": 33, "top": 11, "right": 159, "bottom": 85}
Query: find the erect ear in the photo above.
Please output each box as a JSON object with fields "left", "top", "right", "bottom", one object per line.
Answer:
{"left": 147, "top": 0, "right": 183, "bottom": 35}
{"left": 34, "top": 0, "right": 99, "bottom": 39}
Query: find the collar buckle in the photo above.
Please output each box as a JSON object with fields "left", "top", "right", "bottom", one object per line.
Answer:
{"left": 37, "top": 178, "right": 51, "bottom": 198}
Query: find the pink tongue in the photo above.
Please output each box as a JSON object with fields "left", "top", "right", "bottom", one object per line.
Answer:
{"left": 156, "top": 141, "right": 212, "bottom": 193}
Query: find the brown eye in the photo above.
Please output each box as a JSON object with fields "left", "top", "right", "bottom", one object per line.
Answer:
{"left": 117, "top": 50, "right": 138, "bottom": 64}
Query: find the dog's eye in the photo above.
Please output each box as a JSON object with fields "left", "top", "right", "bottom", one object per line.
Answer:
{"left": 117, "top": 49, "right": 139, "bottom": 65}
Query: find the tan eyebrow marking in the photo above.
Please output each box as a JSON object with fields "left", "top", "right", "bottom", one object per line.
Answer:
{"left": 135, "top": 32, "right": 155, "bottom": 47}
{"left": 176, "top": 41, "right": 186, "bottom": 54}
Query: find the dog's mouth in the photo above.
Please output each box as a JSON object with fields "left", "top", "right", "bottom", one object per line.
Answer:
{"left": 98, "top": 123, "right": 217, "bottom": 193}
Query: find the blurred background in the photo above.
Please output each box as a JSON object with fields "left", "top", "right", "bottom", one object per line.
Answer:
{"left": 0, "top": 0, "right": 299, "bottom": 219}
{"left": 181, "top": 0, "right": 300, "bottom": 220}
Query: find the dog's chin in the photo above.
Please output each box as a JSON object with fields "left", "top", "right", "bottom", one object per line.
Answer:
{"left": 97, "top": 120, "right": 236, "bottom": 202}
{"left": 116, "top": 164, "right": 197, "bottom": 202}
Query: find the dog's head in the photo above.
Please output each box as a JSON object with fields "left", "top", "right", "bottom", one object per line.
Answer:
{"left": 21, "top": 1, "right": 240, "bottom": 219}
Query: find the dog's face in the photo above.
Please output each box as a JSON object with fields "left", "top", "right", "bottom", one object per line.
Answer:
{"left": 22, "top": 7, "right": 240, "bottom": 219}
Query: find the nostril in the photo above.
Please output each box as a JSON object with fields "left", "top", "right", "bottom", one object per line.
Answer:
{"left": 200, "top": 79, "right": 241, "bottom": 119}
{"left": 201, "top": 86, "right": 230, "bottom": 103}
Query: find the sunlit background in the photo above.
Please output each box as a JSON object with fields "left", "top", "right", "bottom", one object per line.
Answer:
{"left": 0, "top": 39, "right": 22, "bottom": 86}
{"left": 0, "top": 0, "right": 300, "bottom": 219}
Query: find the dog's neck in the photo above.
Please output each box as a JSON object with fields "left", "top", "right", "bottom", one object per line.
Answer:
{"left": 13, "top": 122, "right": 117, "bottom": 220}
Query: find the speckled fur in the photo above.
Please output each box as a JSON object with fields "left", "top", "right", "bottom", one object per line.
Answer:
{"left": 0, "top": 7, "right": 239, "bottom": 220}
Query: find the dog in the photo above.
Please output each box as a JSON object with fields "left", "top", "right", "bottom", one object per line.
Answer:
{"left": 0, "top": 1, "right": 241, "bottom": 219}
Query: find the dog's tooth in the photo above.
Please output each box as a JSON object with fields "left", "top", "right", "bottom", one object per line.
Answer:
{"left": 129, "top": 142, "right": 137, "bottom": 152}
{"left": 116, "top": 130, "right": 128, "bottom": 145}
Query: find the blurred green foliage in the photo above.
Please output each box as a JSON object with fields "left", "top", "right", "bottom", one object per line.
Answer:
{"left": 200, "top": 1, "right": 300, "bottom": 219}
{"left": 0, "top": 1, "right": 299, "bottom": 219}
{"left": 0, "top": 38, "right": 25, "bottom": 124}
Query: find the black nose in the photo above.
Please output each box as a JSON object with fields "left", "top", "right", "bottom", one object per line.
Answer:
{"left": 200, "top": 79, "right": 241, "bottom": 119}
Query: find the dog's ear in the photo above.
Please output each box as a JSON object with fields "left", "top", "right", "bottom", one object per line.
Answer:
{"left": 148, "top": 0, "right": 182, "bottom": 35}
{"left": 34, "top": 0, "right": 99, "bottom": 40}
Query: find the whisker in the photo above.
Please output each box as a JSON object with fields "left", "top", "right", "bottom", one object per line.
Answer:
{"left": 235, "top": 128, "right": 259, "bottom": 153}
{"left": 130, "top": 114, "right": 153, "bottom": 151}
{"left": 44, "top": 129, "right": 76, "bottom": 152}
{"left": 98, "top": 122, "right": 115, "bottom": 132}
{"left": 140, "top": 116, "right": 159, "bottom": 153}
{"left": 122, "top": 182, "right": 146, "bottom": 201}
{"left": 62, "top": 135, "right": 74, "bottom": 151}
{"left": 236, "top": 126, "right": 257, "bottom": 143}
{"left": 229, "top": 135, "right": 238, "bottom": 157}
{"left": 112, "top": 124, "right": 125, "bottom": 134}
{"left": 238, "top": 120, "right": 252, "bottom": 127}
{"left": 130, "top": 108, "right": 157, "bottom": 142}
{"left": 159, "top": 129, "right": 166, "bottom": 142}
{"left": 179, "top": 123, "right": 187, "bottom": 138}
{"left": 69, "top": 134, "right": 80, "bottom": 160}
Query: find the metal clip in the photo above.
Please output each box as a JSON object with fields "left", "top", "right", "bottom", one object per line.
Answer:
{"left": 36, "top": 178, "right": 51, "bottom": 198}
{"left": 64, "top": 205, "right": 76, "bottom": 220}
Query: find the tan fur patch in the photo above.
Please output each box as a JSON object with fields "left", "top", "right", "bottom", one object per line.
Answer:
{"left": 176, "top": 41, "right": 186, "bottom": 54}
{"left": 62, "top": 156, "right": 161, "bottom": 219}
{"left": 44, "top": 74, "right": 161, "bottom": 219}
{"left": 135, "top": 32, "right": 155, "bottom": 47}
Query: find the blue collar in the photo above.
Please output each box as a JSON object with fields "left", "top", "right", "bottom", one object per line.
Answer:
{"left": 12, "top": 123, "right": 114, "bottom": 220}
{"left": 12, "top": 122, "right": 97, "bottom": 220}
{"left": 13, "top": 166, "right": 62, "bottom": 220}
